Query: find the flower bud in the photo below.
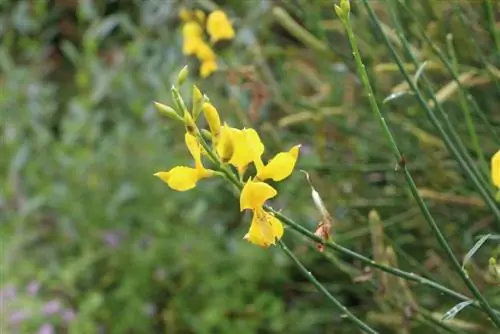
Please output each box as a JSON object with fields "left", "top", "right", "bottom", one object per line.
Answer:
{"left": 153, "top": 102, "right": 183, "bottom": 122}
{"left": 202, "top": 102, "right": 221, "bottom": 138}
{"left": 192, "top": 85, "right": 204, "bottom": 119}
{"left": 177, "top": 65, "right": 189, "bottom": 86}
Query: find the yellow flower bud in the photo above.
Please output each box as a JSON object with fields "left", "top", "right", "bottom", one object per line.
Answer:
{"left": 202, "top": 102, "right": 221, "bottom": 137}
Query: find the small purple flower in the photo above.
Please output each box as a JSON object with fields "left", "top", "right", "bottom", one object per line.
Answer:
{"left": 38, "top": 323, "right": 55, "bottom": 334}
{"left": 102, "top": 231, "right": 122, "bottom": 248}
{"left": 26, "top": 280, "right": 41, "bottom": 296}
{"left": 61, "top": 308, "right": 76, "bottom": 323}
{"left": 9, "top": 309, "right": 31, "bottom": 325}
{"left": 42, "top": 300, "right": 61, "bottom": 315}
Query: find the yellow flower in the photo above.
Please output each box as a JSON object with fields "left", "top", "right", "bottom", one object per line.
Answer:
{"left": 240, "top": 179, "right": 277, "bottom": 211}
{"left": 216, "top": 123, "right": 235, "bottom": 161}
{"left": 229, "top": 128, "right": 265, "bottom": 169}
{"left": 196, "top": 41, "right": 216, "bottom": 61}
{"left": 200, "top": 59, "right": 218, "bottom": 78}
{"left": 244, "top": 208, "right": 284, "bottom": 247}
{"left": 492, "top": 150, "right": 500, "bottom": 187}
{"left": 206, "top": 10, "right": 235, "bottom": 43}
{"left": 239, "top": 179, "right": 283, "bottom": 247}
{"left": 154, "top": 133, "right": 214, "bottom": 191}
{"left": 182, "top": 22, "right": 204, "bottom": 55}
{"left": 255, "top": 145, "right": 301, "bottom": 182}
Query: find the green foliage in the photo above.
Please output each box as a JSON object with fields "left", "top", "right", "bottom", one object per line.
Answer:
{"left": 2, "top": 0, "right": 500, "bottom": 333}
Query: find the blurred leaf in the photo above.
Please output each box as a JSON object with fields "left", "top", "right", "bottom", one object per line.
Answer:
{"left": 441, "top": 300, "right": 474, "bottom": 321}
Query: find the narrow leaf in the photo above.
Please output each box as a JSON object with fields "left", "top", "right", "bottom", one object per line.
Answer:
{"left": 441, "top": 300, "right": 474, "bottom": 321}
{"left": 412, "top": 61, "right": 428, "bottom": 85}
{"left": 383, "top": 91, "right": 412, "bottom": 104}
{"left": 462, "top": 234, "right": 492, "bottom": 269}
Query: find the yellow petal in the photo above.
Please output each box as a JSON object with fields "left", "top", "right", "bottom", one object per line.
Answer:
{"left": 216, "top": 124, "right": 235, "bottom": 162}
{"left": 154, "top": 167, "right": 199, "bottom": 191}
{"left": 185, "top": 132, "right": 201, "bottom": 164}
{"left": 229, "top": 128, "right": 264, "bottom": 169}
{"left": 182, "top": 21, "right": 203, "bottom": 38}
{"left": 492, "top": 150, "right": 500, "bottom": 187}
{"left": 256, "top": 145, "right": 301, "bottom": 182}
{"left": 196, "top": 42, "right": 216, "bottom": 61}
{"left": 240, "top": 179, "right": 277, "bottom": 211}
{"left": 244, "top": 209, "right": 284, "bottom": 247}
{"left": 206, "top": 10, "right": 235, "bottom": 43}
{"left": 200, "top": 59, "right": 218, "bottom": 78}
{"left": 182, "top": 22, "right": 204, "bottom": 55}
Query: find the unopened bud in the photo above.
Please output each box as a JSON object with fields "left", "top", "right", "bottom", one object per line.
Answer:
{"left": 177, "top": 65, "right": 189, "bottom": 86}
{"left": 154, "top": 102, "right": 183, "bottom": 122}
{"left": 202, "top": 102, "right": 221, "bottom": 137}
{"left": 334, "top": 0, "right": 350, "bottom": 19}
{"left": 171, "top": 86, "right": 189, "bottom": 115}
{"left": 192, "top": 85, "right": 204, "bottom": 119}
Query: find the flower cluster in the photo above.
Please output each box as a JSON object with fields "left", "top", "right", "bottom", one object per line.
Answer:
{"left": 180, "top": 8, "right": 235, "bottom": 78}
{"left": 154, "top": 79, "right": 300, "bottom": 247}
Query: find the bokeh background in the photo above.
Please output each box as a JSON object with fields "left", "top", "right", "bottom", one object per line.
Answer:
{"left": 2, "top": 0, "right": 500, "bottom": 333}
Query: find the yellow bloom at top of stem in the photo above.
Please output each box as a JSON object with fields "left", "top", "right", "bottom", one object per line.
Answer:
{"left": 206, "top": 10, "right": 235, "bottom": 43}
{"left": 244, "top": 208, "right": 284, "bottom": 247}
{"left": 240, "top": 178, "right": 277, "bottom": 211}
{"left": 492, "top": 150, "right": 500, "bottom": 187}
{"left": 255, "top": 145, "right": 301, "bottom": 182}
{"left": 154, "top": 133, "right": 214, "bottom": 191}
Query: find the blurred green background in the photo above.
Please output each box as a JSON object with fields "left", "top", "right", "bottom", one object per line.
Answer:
{"left": 2, "top": 0, "right": 500, "bottom": 333}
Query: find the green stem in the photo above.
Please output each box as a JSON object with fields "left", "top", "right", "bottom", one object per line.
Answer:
{"left": 446, "top": 34, "right": 489, "bottom": 179}
{"left": 466, "top": 95, "right": 500, "bottom": 145}
{"left": 193, "top": 107, "right": 500, "bottom": 322}
{"left": 485, "top": 0, "right": 500, "bottom": 56}
{"left": 396, "top": 1, "right": 500, "bottom": 147}
{"left": 339, "top": 1, "right": 500, "bottom": 326}
{"left": 453, "top": 1, "right": 500, "bottom": 95}
{"left": 278, "top": 240, "right": 379, "bottom": 334}
{"left": 383, "top": 0, "right": 500, "bottom": 228}
{"left": 267, "top": 206, "right": 500, "bottom": 319}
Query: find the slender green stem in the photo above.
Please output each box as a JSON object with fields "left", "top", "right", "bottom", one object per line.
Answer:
{"left": 453, "top": 1, "right": 500, "bottom": 95}
{"left": 383, "top": 0, "right": 500, "bottom": 227}
{"left": 396, "top": 1, "right": 500, "bottom": 147}
{"left": 485, "top": 0, "right": 500, "bottom": 56}
{"left": 446, "top": 34, "right": 489, "bottom": 178}
{"left": 191, "top": 96, "right": 500, "bottom": 323}
{"left": 341, "top": 1, "right": 500, "bottom": 326}
{"left": 466, "top": 95, "right": 500, "bottom": 145}
{"left": 267, "top": 206, "right": 500, "bottom": 319}
{"left": 278, "top": 240, "right": 379, "bottom": 334}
